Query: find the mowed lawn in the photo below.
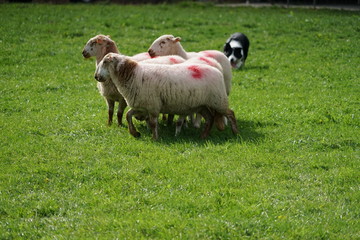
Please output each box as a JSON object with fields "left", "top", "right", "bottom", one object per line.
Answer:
{"left": 0, "top": 3, "right": 359, "bottom": 239}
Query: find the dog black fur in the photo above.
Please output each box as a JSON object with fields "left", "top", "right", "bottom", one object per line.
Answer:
{"left": 223, "top": 32, "right": 250, "bottom": 69}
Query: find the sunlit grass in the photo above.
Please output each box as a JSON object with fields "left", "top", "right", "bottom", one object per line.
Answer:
{"left": 0, "top": 3, "right": 359, "bottom": 239}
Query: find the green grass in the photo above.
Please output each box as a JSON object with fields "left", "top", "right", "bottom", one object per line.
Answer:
{"left": 1, "top": 3, "right": 359, "bottom": 239}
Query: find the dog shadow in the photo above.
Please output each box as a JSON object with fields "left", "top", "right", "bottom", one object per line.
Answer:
{"left": 236, "top": 65, "right": 270, "bottom": 72}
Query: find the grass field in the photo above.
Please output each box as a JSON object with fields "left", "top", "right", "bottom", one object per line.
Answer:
{"left": 1, "top": 3, "right": 359, "bottom": 239}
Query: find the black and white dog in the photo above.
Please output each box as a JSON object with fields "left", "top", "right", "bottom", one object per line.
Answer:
{"left": 223, "top": 32, "right": 250, "bottom": 69}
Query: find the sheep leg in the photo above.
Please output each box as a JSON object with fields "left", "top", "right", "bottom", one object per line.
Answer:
{"left": 106, "top": 98, "right": 115, "bottom": 126}
{"left": 175, "top": 115, "right": 186, "bottom": 137}
{"left": 161, "top": 114, "right": 174, "bottom": 126}
{"left": 117, "top": 97, "right": 127, "bottom": 127}
{"left": 193, "top": 113, "right": 202, "bottom": 128}
{"left": 225, "top": 108, "right": 239, "bottom": 135}
{"left": 199, "top": 108, "right": 214, "bottom": 139}
{"left": 148, "top": 114, "right": 159, "bottom": 140}
{"left": 126, "top": 109, "right": 141, "bottom": 138}
{"left": 214, "top": 113, "right": 226, "bottom": 131}
{"left": 167, "top": 114, "right": 174, "bottom": 126}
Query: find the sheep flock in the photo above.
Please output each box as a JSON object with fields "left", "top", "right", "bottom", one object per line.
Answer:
{"left": 82, "top": 34, "right": 239, "bottom": 140}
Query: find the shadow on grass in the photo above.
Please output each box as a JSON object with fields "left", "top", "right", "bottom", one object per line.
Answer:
{"left": 131, "top": 119, "right": 268, "bottom": 145}
{"left": 238, "top": 65, "right": 270, "bottom": 72}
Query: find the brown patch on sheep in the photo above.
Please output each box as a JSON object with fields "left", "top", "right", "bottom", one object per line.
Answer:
{"left": 115, "top": 59, "right": 138, "bottom": 84}
{"left": 106, "top": 39, "right": 118, "bottom": 55}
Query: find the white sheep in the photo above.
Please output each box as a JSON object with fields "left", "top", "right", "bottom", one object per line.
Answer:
{"left": 148, "top": 35, "right": 232, "bottom": 131}
{"left": 94, "top": 53, "right": 238, "bottom": 140}
{"left": 144, "top": 55, "right": 223, "bottom": 135}
{"left": 144, "top": 54, "right": 222, "bottom": 133}
{"left": 135, "top": 54, "right": 186, "bottom": 127}
{"left": 182, "top": 56, "right": 225, "bottom": 130}
{"left": 82, "top": 34, "right": 128, "bottom": 126}
{"left": 144, "top": 55, "right": 226, "bottom": 136}
{"left": 148, "top": 34, "right": 232, "bottom": 95}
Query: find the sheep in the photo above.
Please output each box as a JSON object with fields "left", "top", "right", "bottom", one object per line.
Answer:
{"left": 144, "top": 55, "right": 223, "bottom": 135}
{"left": 147, "top": 34, "right": 232, "bottom": 95}
{"left": 182, "top": 56, "right": 225, "bottom": 129}
{"left": 82, "top": 34, "right": 127, "bottom": 126}
{"left": 82, "top": 34, "right": 153, "bottom": 126}
{"left": 94, "top": 53, "right": 239, "bottom": 140}
{"left": 144, "top": 55, "right": 219, "bottom": 135}
{"left": 136, "top": 54, "right": 225, "bottom": 136}
{"left": 148, "top": 35, "right": 232, "bottom": 131}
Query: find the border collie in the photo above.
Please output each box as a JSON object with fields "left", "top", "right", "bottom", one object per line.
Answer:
{"left": 223, "top": 32, "right": 250, "bottom": 69}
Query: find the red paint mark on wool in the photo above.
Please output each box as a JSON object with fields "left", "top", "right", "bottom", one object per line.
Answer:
{"left": 169, "top": 57, "right": 179, "bottom": 64}
{"left": 199, "top": 57, "right": 215, "bottom": 66}
{"left": 188, "top": 65, "right": 203, "bottom": 79}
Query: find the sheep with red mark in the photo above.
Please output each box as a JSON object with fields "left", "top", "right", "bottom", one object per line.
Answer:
{"left": 141, "top": 55, "right": 186, "bottom": 127}
{"left": 94, "top": 53, "right": 238, "bottom": 140}
{"left": 143, "top": 55, "right": 221, "bottom": 134}
{"left": 82, "top": 34, "right": 152, "bottom": 126}
{"left": 183, "top": 56, "right": 225, "bottom": 129}
{"left": 148, "top": 34, "right": 232, "bottom": 95}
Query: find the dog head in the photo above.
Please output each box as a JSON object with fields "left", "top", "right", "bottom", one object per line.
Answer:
{"left": 224, "top": 39, "right": 245, "bottom": 69}
{"left": 224, "top": 33, "right": 249, "bottom": 69}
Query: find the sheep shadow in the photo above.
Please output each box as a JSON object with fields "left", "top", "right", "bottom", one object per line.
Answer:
{"left": 132, "top": 118, "right": 267, "bottom": 145}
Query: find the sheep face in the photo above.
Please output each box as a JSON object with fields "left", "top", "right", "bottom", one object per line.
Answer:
{"left": 82, "top": 35, "right": 111, "bottom": 58}
{"left": 95, "top": 53, "right": 118, "bottom": 82}
{"left": 148, "top": 35, "right": 181, "bottom": 57}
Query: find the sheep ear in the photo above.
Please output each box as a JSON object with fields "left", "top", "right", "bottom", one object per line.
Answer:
{"left": 174, "top": 37, "right": 181, "bottom": 42}
{"left": 106, "top": 35, "right": 111, "bottom": 38}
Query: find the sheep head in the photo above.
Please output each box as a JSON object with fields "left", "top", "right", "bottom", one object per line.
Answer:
{"left": 95, "top": 53, "right": 137, "bottom": 84}
{"left": 148, "top": 35, "right": 181, "bottom": 58}
{"left": 94, "top": 53, "right": 119, "bottom": 82}
{"left": 82, "top": 34, "right": 115, "bottom": 59}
